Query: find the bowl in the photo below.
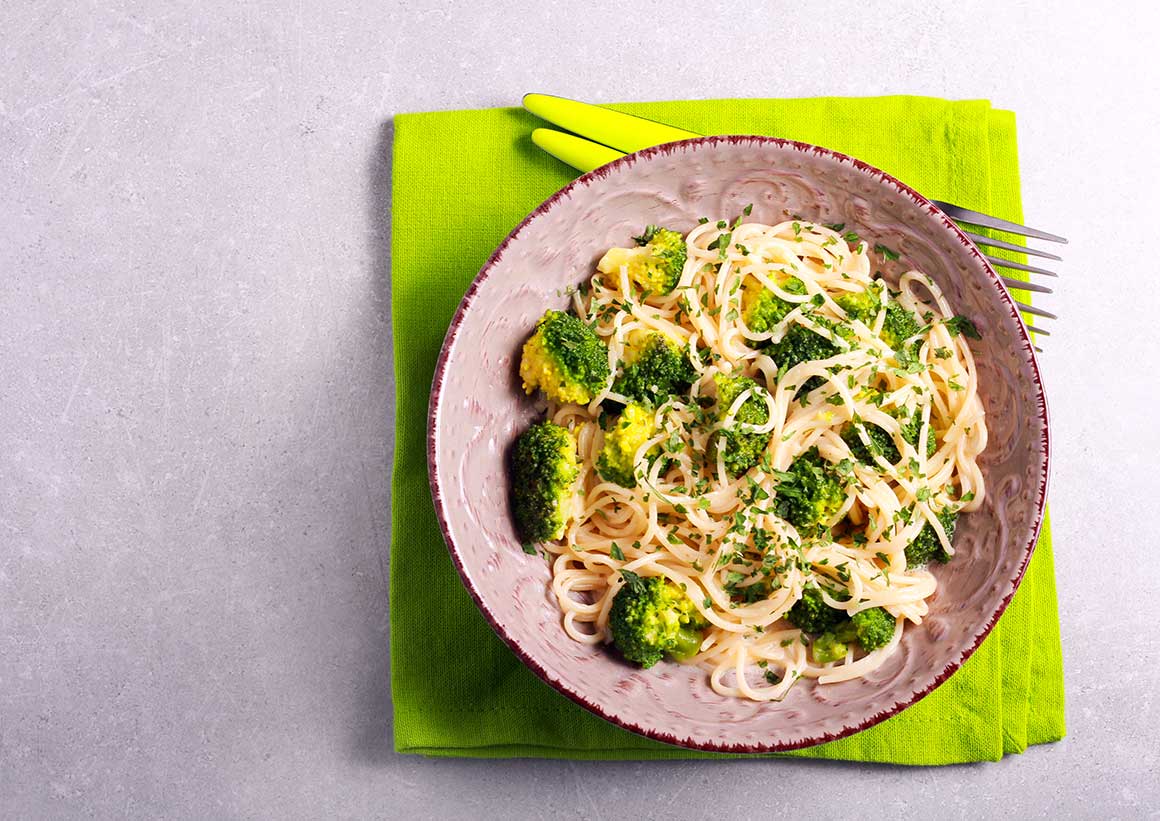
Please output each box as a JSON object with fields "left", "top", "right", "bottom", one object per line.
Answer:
{"left": 427, "top": 136, "right": 1049, "bottom": 752}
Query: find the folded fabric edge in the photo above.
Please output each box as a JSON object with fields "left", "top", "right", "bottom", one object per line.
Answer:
{"left": 396, "top": 744, "right": 1005, "bottom": 764}
{"left": 392, "top": 95, "right": 998, "bottom": 123}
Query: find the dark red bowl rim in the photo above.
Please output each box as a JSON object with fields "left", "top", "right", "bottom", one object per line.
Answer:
{"left": 425, "top": 135, "right": 1051, "bottom": 754}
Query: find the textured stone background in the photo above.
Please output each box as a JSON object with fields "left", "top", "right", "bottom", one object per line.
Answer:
{"left": 2, "top": 1, "right": 1157, "bottom": 818}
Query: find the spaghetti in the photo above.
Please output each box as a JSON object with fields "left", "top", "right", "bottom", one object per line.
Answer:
{"left": 530, "top": 216, "right": 985, "bottom": 702}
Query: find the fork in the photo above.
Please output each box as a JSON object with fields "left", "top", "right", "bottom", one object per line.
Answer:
{"left": 522, "top": 94, "right": 1063, "bottom": 345}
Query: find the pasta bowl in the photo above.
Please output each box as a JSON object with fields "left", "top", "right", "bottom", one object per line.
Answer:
{"left": 426, "top": 136, "right": 1049, "bottom": 752}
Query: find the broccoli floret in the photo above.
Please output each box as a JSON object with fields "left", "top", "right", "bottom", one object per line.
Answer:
{"left": 713, "top": 374, "right": 772, "bottom": 476}
{"left": 596, "top": 225, "right": 687, "bottom": 295}
{"left": 904, "top": 509, "right": 959, "bottom": 568}
{"left": 519, "top": 310, "right": 611, "bottom": 405}
{"left": 814, "top": 607, "right": 895, "bottom": 660}
{"left": 835, "top": 284, "right": 922, "bottom": 351}
{"left": 613, "top": 331, "right": 694, "bottom": 405}
{"left": 786, "top": 585, "right": 846, "bottom": 634}
{"left": 769, "top": 324, "right": 842, "bottom": 374}
{"left": 811, "top": 631, "right": 849, "bottom": 664}
{"left": 881, "top": 300, "right": 923, "bottom": 351}
{"left": 670, "top": 625, "right": 705, "bottom": 661}
{"left": 511, "top": 421, "right": 579, "bottom": 543}
{"left": 848, "top": 607, "right": 895, "bottom": 651}
{"left": 842, "top": 422, "right": 900, "bottom": 465}
{"left": 774, "top": 447, "right": 846, "bottom": 532}
{"left": 596, "top": 403, "right": 656, "bottom": 487}
{"left": 768, "top": 318, "right": 851, "bottom": 395}
{"left": 843, "top": 409, "right": 936, "bottom": 466}
{"left": 742, "top": 276, "right": 807, "bottom": 335}
{"left": 835, "top": 282, "right": 884, "bottom": 324}
{"left": 608, "top": 571, "right": 707, "bottom": 668}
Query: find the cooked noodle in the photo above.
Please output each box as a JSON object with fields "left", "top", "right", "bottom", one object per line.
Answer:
{"left": 541, "top": 218, "right": 985, "bottom": 701}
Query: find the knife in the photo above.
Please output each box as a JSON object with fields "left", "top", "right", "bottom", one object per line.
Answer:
{"left": 523, "top": 93, "right": 698, "bottom": 157}
{"left": 529, "top": 128, "right": 622, "bottom": 174}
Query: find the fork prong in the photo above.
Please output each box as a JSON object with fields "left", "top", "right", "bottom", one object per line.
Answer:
{"left": 962, "top": 231, "right": 1062, "bottom": 261}
{"left": 1000, "top": 276, "right": 1053, "bottom": 295}
{"left": 984, "top": 255, "right": 1059, "bottom": 278}
{"left": 1012, "top": 299, "right": 1057, "bottom": 320}
{"left": 1025, "top": 324, "right": 1051, "bottom": 337}
{"left": 1034, "top": 345, "right": 1044, "bottom": 353}
{"left": 933, "top": 201, "right": 1068, "bottom": 243}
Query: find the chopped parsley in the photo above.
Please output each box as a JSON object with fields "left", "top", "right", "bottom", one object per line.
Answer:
{"left": 944, "top": 315, "right": 982, "bottom": 339}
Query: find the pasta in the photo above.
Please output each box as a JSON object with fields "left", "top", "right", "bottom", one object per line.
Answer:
{"left": 521, "top": 214, "right": 986, "bottom": 702}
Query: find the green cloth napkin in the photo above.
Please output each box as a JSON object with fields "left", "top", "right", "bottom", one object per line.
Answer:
{"left": 390, "top": 96, "right": 1065, "bottom": 763}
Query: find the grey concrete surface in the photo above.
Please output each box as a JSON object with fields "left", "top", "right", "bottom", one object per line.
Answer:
{"left": 2, "top": 1, "right": 1158, "bottom": 818}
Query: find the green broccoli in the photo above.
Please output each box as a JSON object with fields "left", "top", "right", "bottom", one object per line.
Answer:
{"left": 511, "top": 421, "right": 579, "bottom": 543}
{"left": 713, "top": 374, "right": 772, "bottom": 476}
{"left": 597, "top": 225, "right": 687, "bottom": 295}
{"left": 768, "top": 317, "right": 852, "bottom": 395}
{"left": 843, "top": 409, "right": 936, "bottom": 466}
{"left": 841, "top": 422, "right": 900, "bottom": 465}
{"left": 835, "top": 282, "right": 884, "bottom": 324}
{"left": 835, "top": 282, "right": 921, "bottom": 351}
{"left": 904, "top": 509, "right": 959, "bottom": 568}
{"left": 786, "top": 585, "right": 846, "bottom": 634}
{"left": 741, "top": 275, "right": 807, "bottom": 334}
{"left": 774, "top": 447, "right": 846, "bottom": 533}
{"left": 847, "top": 607, "right": 896, "bottom": 651}
{"left": 812, "top": 607, "right": 895, "bottom": 662}
{"left": 596, "top": 403, "right": 656, "bottom": 487}
{"left": 520, "top": 310, "right": 610, "bottom": 405}
{"left": 769, "top": 324, "right": 842, "bottom": 374}
{"left": 898, "top": 409, "right": 937, "bottom": 459}
{"left": 613, "top": 331, "right": 694, "bottom": 405}
{"left": 880, "top": 300, "right": 923, "bottom": 351}
{"left": 811, "top": 631, "right": 850, "bottom": 664}
{"left": 609, "top": 571, "right": 708, "bottom": 668}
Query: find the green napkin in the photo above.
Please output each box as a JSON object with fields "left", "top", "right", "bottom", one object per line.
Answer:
{"left": 390, "top": 97, "right": 1065, "bottom": 763}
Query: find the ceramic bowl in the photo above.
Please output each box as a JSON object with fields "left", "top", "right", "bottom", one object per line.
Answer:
{"left": 427, "top": 136, "right": 1049, "bottom": 752}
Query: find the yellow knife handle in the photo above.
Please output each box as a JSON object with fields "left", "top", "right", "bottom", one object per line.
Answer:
{"left": 531, "top": 128, "right": 624, "bottom": 174}
{"left": 523, "top": 93, "right": 700, "bottom": 154}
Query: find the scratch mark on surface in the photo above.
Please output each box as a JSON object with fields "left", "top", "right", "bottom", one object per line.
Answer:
{"left": 160, "top": 305, "right": 172, "bottom": 437}
{"left": 87, "top": 53, "right": 175, "bottom": 92}
{"left": 663, "top": 767, "right": 694, "bottom": 808}
{"left": 8, "top": 2, "right": 64, "bottom": 46}
{"left": 16, "top": 48, "right": 189, "bottom": 121}
{"left": 359, "top": 458, "right": 389, "bottom": 588}
{"left": 567, "top": 761, "right": 604, "bottom": 821}
{"left": 50, "top": 103, "right": 97, "bottom": 181}
{"left": 113, "top": 11, "right": 181, "bottom": 52}
{"left": 191, "top": 461, "right": 214, "bottom": 514}
{"left": 14, "top": 82, "right": 83, "bottom": 123}
{"left": 60, "top": 350, "right": 91, "bottom": 423}
{"left": 296, "top": 0, "right": 304, "bottom": 80}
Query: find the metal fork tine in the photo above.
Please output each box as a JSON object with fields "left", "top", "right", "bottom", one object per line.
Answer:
{"left": 1000, "top": 276, "right": 1053, "bottom": 295}
{"left": 984, "top": 255, "right": 1059, "bottom": 278}
{"left": 962, "top": 231, "right": 1062, "bottom": 261}
{"left": 933, "top": 201, "right": 1068, "bottom": 244}
{"left": 1034, "top": 345, "right": 1044, "bottom": 353}
{"left": 1012, "top": 299, "right": 1057, "bottom": 320}
{"left": 1025, "top": 325, "right": 1051, "bottom": 337}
